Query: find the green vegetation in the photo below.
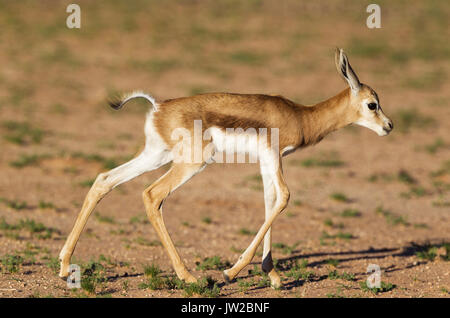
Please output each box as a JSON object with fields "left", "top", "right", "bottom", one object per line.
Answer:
{"left": 79, "top": 259, "right": 109, "bottom": 294}
{"left": 94, "top": 212, "right": 115, "bottom": 224}
{"left": 273, "top": 241, "right": 300, "bottom": 255}
{"left": 281, "top": 259, "right": 314, "bottom": 282}
{"left": 330, "top": 192, "right": 349, "bottom": 203}
{"left": 393, "top": 109, "right": 435, "bottom": 133}
{"left": 340, "top": 209, "right": 361, "bottom": 218}
{"left": 133, "top": 237, "right": 161, "bottom": 247}
{"left": 291, "top": 157, "right": 344, "bottom": 168}
{"left": 360, "top": 281, "right": 396, "bottom": 294}
{"left": 321, "top": 231, "right": 354, "bottom": 243}
{"left": 202, "top": 216, "right": 212, "bottom": 224}
{"left": 182, "top": 277, "right": 221, "bottom": 298}
{"left": 129, "top": 215, "right": 149, "bottom": 224}
{"left": 2, "top": 121, "right": 44, "bottom": 145}
{"left": 415, "top": 242, "right": 449, "bottom": 261}
{"left": 228, "top": 50, "right": 267, "bottom": 66}
{"left": 325, "top": 258, "right": 340, "bottom": 267}
{"left": 397, "top": 170, "right": 416, "bottom": 184}
{"left": 404, "top": 69, "right": 446, "bottom": 91}
{"left": 38, "top": 200, "right": 56, "bottom": 209}
{"left": 400, "top": 186, "right": 427, "bottom": 199}
{"left": 10, "top": 154, "right": 50, "bottom": 168}
{"left": 238, "top": 228, "right": 256, "bottom": 236}
{"left": 328, "top": 270, "right": 355, "bottom": 281}
{"left": 138, "top": 263, "right": 221, "bottom": 297}
{"left": 424, "top": 138, "right": 446, "bottom": 154}
{"left": 0, "top": 217, "right": 58, "bottom": 239}
{"left": 70, "top": 152, "right": 130, "bottom": 170}
{"left": 0, "top": 254, "right": 25, "bottom": 273}
{"left": 195, "top": 256, "right": 230, "bottom": 271}
{"left": 0, "top": 197, "right": 28, "bottom": 210}
{"left": 375, "top": 206, "right": 409, "bottom": 226}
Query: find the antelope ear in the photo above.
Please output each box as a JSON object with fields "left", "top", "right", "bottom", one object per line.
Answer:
{"left": 335, "top": 48, "right": 361, "bottom": 93}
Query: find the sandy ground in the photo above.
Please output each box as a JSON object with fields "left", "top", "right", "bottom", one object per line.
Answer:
{"left": 0, "top": 1, "right": 449, "bottom": 298}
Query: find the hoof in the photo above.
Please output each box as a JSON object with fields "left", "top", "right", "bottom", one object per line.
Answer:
{"left": 268, "top": 269, "right": 282, "bottom": 289}
{"left": 58, "top": 260, "right": 70, "bottom": 279}
{"left": 223, "top": 270, "right": 231, "bottom": 284}
{"left": 183, "top": 274, "right": 197, "bottom": 284}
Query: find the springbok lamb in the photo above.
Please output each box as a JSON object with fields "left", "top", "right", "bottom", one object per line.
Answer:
{"left": 59, "top": 48, "right": 393, "bottom": 288}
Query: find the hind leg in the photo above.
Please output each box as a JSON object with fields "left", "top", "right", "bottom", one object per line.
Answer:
{"left": 142, "top": 162, "right": 205, "bottom": 283}
{"left": 59, "top": 150, "right": 170, "bottom": 278}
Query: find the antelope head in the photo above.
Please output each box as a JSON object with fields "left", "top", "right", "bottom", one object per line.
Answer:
{"left": 335, "top": 48, "right": 393, "bottom": 136}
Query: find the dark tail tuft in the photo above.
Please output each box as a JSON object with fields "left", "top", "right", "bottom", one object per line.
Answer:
{"left": 108, "top": 97, "right": 123, "bottom": 110}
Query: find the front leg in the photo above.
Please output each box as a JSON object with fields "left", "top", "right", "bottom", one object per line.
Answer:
{"left": 224, "top": 154, "right": 289, "bottom": 284}
{"left": 261, "top": 172, "right": 282, "bottom": 288}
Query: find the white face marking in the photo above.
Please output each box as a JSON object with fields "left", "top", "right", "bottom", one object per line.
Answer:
{"left": 354, "top": 98, "right": 387, "bottom": 136}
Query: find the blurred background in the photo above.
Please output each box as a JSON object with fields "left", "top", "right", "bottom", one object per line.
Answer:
{"left": 0, "top": 0, "right": 448, "bottom": 297}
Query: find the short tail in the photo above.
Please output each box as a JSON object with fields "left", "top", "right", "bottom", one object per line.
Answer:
{"left": 108, "top": 91, "right": 157, "bottom": 111}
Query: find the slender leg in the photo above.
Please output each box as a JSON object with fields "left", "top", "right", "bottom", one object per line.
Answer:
{"left": 224, "top": 155, "right": 289, "bottom": 283}
{"left": 142, "top": 163, "right": 205, "bottom": 283}
{"left": 59, "top": 151, "right": 168, "bottom": 277}
{"left": 260, "top": 172, "right": 282, "bottom": 288}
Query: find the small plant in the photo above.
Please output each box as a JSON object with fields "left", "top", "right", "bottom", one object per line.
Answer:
{"left": 143, "top": 264, "right": 162, "bottom": 278}
{"left": 0, "top": 254, "right": 25, "bottom": 273}
{"left": 238, "top": 228, "right": 256, "bottom": 236}
{"left": 202, "top": 217, "right": 212, "bottom": 224}
{"left": 129, "top": 215, "right": 149, "bottom": 224}
{"left": 397, "top": 170, "right": 416, "bottom": 184}
{"left": 183, "top": 276, "right": 221, "bottom": 298}
{"left": 285, "top": 260, "right": 314, "bottom": 282}
{"left": 375, "top": 206, "right": 409, "bottom": 226}
{"left": 360, "top": 281, "right": 396, "bottom": 294}
{"left": 340, "top": 209, "right": 361, "bottom": 218}
{"left": 195, "top": 256, "right": 230, "bottom": 271}
{"left": 321, "top": 231, "right": 354, "bottom": 242}
{"left": 324, "top": 218, "right": 334, "bottom": 227}
{"left": 94, "top": 212, "right": 115, "bottom": 224}
{"left": 416, "top": 246, "right": 437, "bottom": 261}
{"left": 292, "top": 157, "right": 344, "bottom": 168}
{"left": 273, "top": 242, "right": 300, "bottom": 255}
{"left": 330, "top": 192, "right": 349, "bottom": 203}
{"left": 10, "top": 154, "right": 50, "bottom": 168}
{"left": 2, "top": 121, "right": 44, "bottom": 145}
{"left": 134, "top": 237, "right": 161, "bottom": 246}
{"left": 44, "top": 256, "right": 60, "bottom": 274}
{"left": 78, "top": 179, "right": 95, "bottom": 188}
{"left": 0, "top": 197, "right": 28, "bottom": 210}
{"left": 238, "top": 279, "right": 255, "bottom": 293}
{"left": 400, "top": 186, "right": 427, "bottom": 199}
{"left": 326, "top": 259, "right": 340, "bottom": 267}
{"left": 328, "top": 270, "right": 355, "bottom": 281}
{"left": 424, "top": 138, "right": 446, "bottom": 154}
{"left": 19, "top": 219, "right": 58, "bottom": 239}
{"left": 38, "top": 201, "right": 56, "bottom": 209}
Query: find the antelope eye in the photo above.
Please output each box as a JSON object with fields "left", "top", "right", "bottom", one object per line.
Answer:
{"left": 368, "top": 103, "right": 377, "bottom": 110}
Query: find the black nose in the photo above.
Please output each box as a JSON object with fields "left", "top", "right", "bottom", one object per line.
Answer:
{"left": 388, "top": 121, "right": 393, "bottom": 130}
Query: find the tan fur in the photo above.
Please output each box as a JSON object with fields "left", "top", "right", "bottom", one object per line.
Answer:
{"left": 58, "top": 48, "right": 393, "bottom": 288}
{"left": 154, "top": 88, "right": 359, "bottom": 154}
